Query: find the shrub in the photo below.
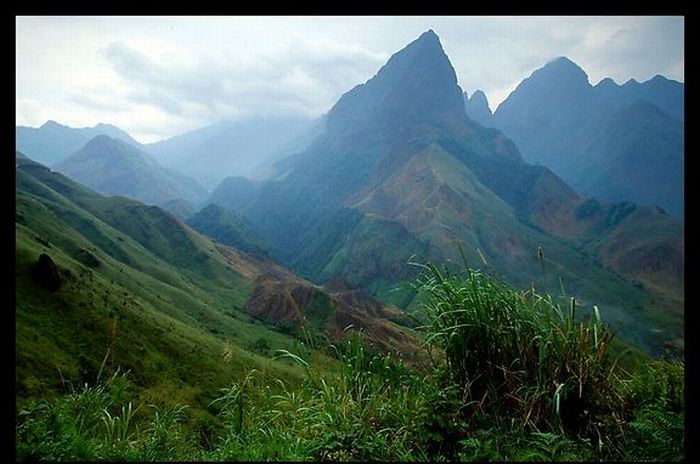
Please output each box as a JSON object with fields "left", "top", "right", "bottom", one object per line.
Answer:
{"left": 414, "top": 259, "right": 622, "bottom": 438}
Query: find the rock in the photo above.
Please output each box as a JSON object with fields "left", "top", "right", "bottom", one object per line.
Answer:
{"left": 31, "top": 253, "right": 62, "bottom": 292}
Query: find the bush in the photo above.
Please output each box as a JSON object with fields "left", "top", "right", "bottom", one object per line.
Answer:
{"left": 248, "top": 337, "right": 271, "bottom": 356}
{"left": 415, "top": 260, "right": 621, "bottom": 438}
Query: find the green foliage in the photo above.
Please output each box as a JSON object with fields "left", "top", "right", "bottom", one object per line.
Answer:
{"left": 186, "top": 203, "right": 272, "bottom": 257}
{"left": 320, "top": 215, "right": 428, "bottom": 307}
{"left": 415, "top": 258, "right": 621, "bottom": 439}
{"left": 625, "top": 358, "right": 684, "bottom": 412}
{"left": 248, "top": 337, "right": 271, "bottom": 356}
{"left": 15, "top": 156, "right": 311, "bottom": 421}
{"left": 16, "top": 253, "right": 684, "bottom": 462}
{"left": 17, "top": 372, "right": 202, "bottom": 461}
{"left": 611, "top": 359, "right": 685, "bottom": 462}
{"left": 457, "top": 429, "right": 594, "bottom": 461}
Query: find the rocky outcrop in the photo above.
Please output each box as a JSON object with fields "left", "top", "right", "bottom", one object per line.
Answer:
{"left": 31, "top": 253, "right": 62, "bottom": 292}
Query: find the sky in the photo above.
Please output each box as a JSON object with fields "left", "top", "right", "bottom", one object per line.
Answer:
{"left": 16, "top": 16, "right": 684, "bottom": 144}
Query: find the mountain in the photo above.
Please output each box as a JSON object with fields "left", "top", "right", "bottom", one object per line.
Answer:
{"left": 562, "top": 100, "right": 683, "bottom": 214}
{"left": 159, "top": 198, "right": 197, "bottom": 221}
{"left": 209, "top": 30, "right": 683, "bottom": 356}
{"left": 16, "top": 120, "right": 142, "bottom": 166}
{"left": 144, "top": 117, "right": 318, "bottom": 189}
{"left": 55, "top": 135, "right": 209, "bottom": 207}
{"left": 186, "top": 203, "right": 273, "bottom": 257}
{"left": 463, "top": 90, "right": 493, "bottom": 127}
{"left": 16, "top": 151, "right": 416, "bottom": 409}
{"left": 489, "top": 57, "right": 684, "bottom": 217}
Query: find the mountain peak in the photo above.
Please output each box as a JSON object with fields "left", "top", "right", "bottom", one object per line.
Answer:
{"left": 464, "top": 90, "right": 493, "bottom": 126}
{"left": 494, "top": 56, "right": 591, "bottom": 117}
{"left": 327, "top": 29, "right": 464, "bottom": 132}
{"left": 540, "top": 56, "right": 589, "bottom": 84}
{"left": 94, "top": 122, "right": 117, "bottom": 130}
{"left": 81, "top": 134, "right": 142, "bottom": 160}
{"left": 596, "top": 77, "right": 618, "bottom": 88}
{"left": 86, "top": 133, "right": 117, "bottom": 147}
{"left": 416, "top": 29, "right": 440, "bottom": 44}
{"left": 400, "top": 29, "right": 447, "bottom": 62}
{"left": 469, "top": 90, "right": 490, "bottom": 109}
{"left": 40, "top": 120, "right": 66, "bottom": 130}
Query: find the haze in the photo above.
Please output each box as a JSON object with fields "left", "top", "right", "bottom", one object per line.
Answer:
{"left": 16, "top": 16, "right": 683, "bottom": 143}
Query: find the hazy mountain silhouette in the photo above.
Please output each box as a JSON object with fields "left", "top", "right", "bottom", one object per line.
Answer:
{"left": 489, "top": 57, "right": 684, "bottom": 217}
{"left": 16, "top": 120, "right": 142, "bottom": 166}
{"left": 55, "top": 135, "right": 208, "bottom": 207}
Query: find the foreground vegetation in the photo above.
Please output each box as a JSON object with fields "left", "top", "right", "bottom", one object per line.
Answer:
{"left": 16, "top": 263, "right": 684, "bottom": 461}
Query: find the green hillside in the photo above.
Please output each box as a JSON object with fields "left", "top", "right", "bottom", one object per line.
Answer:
{"left": 187, "top": 204, "right": 273, "bottom": 257}
{"left": 16, "top": 153, "right": 417, "bottom": 421}
{"left": 15, "top": 154, "right": 323, "bottom": 415}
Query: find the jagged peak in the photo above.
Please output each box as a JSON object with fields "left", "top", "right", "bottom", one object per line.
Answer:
{"left": 645, "top": 74, "right": 683, "bottom": 86}
{"left": 470, "top": 89, "right": 490, "bottom": 105}
{"left": 416, "top": 29, "right": 440, "bottom": 44}
{"left": 328, "top": 28, "right": 463, "bottom": 128}
{"left": 465, "top": 89, "right": 492, "bottom": 116}
{"left": 383, "top": 28, "right": 451, "bottom": 71}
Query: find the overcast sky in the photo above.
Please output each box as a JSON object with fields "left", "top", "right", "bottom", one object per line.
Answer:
{"left": 16, "top": 16, "right": 684, "bottom": 143}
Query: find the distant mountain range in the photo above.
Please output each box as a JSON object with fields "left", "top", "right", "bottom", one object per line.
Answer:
{"left": 16, "top": 120, "right": 142, "bottom": 166}
{"left": 208, "top": 30, "right": 683, "bottom": 355}
{"left": 466, "top": 57, "right": 684, "bottom": 218}
{"left": 54, "top": 135, "right": 208, "bottom": 207}
{"left": 17, "top": 117, "right": 322, "bottom": 192}
{"left": 144, "top": 117, "right": 320, "bottom": 189}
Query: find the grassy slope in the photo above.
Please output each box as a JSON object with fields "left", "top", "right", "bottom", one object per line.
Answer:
{"left": 186, "top": 203, "right": 272, "bottom": 257}
{"left": 320, "top": 214, "right": 429, "bottom": 308}
{"left": 328, "top": 143, "right": 678, "bottom": 355}
{"left": 16, "top": 158, "right": 315, "bottom": 414}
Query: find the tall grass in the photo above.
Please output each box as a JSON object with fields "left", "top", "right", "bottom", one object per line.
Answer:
{"left": 206, "top": 334, "right": 427, "bottom": 461}
{"left": 16, "top": 259, "right": 684, "bottom": 461}
{"left": 415, "top": 259, "right": 622, "bottom": 438}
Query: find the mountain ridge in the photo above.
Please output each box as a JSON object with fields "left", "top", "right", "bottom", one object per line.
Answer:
{"left": 16, "top": 121, "right": 142, "bottom": 166}
{"left": 487, "top": 56, "right": 683, "bottom": 217}
{"left": 55, "top": 135, "right": 209, "bottom": 207}
{"left": 209, "top": 31, "right": 683, "bottom": 355}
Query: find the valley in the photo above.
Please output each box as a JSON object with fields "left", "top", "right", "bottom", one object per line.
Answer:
{"left": 15, "top": 20, "right": 685, "bottom": 462}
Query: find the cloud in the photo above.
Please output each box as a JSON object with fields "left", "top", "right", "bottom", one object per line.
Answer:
{"left": 69, "top": 89, "right": 132, "bottom": 113}
{"left": 100, "top": 42, "right": 226, "bottom": 115}
{"left": 16, "top": 98, "right": 51, "bottom": 127}
{"left": 17, "top": 16, "right": 683, "bottom": 142}
{"left": 98, "top": 37, "right": 387, "bottom": 124}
